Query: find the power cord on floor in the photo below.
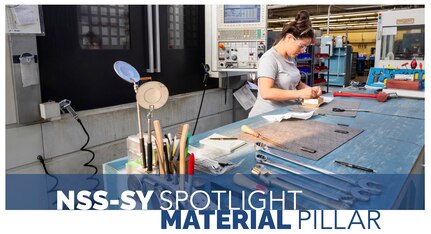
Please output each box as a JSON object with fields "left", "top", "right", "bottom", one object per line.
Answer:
{"left": 37, "top": 155, "right": 59, "bottom": 208}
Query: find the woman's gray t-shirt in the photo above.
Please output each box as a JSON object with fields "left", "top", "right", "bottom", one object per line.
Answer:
{"left": 249, "top": 47, "right": 301, "bottom": 117}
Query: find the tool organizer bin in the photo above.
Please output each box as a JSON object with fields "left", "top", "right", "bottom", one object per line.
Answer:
{"left": 366, "top": 67, "right": 425, "bottom": 89}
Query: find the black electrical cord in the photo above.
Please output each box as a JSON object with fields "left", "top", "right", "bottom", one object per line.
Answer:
{"left": 192, "top": 64, "right": 210, "bottom": 135}
{"left": 37, "top": 155, "right": 59, "bottom": 208}
{"left": 77, "top": 119, "right": 98, "bottom": 174}
{"left": 76, "top": 118, "right": 100, "bottom": 191}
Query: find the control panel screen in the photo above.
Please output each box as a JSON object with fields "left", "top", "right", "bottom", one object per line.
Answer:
{"left": 224, "top": 5, "right": 261, "bottom": 24}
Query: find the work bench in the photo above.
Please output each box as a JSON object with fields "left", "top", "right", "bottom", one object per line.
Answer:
{"left": 103, "top": 92, "right": 425, "bottom": 209}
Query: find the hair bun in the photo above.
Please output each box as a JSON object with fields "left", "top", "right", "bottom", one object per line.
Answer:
{"left": 295, "top": 10, "right": 312, "bottom": 31}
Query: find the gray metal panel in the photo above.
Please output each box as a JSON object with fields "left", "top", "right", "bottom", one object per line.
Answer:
{"left": 6, "top": 36, "right": 17, "bottom": 124}
{"left": 10, "top": 36, "right": 42, "bottom": 124}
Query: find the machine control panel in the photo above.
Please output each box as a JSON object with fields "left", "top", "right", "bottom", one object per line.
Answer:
{"left": 217, "top": 40, "right": 265, "bottom": 69}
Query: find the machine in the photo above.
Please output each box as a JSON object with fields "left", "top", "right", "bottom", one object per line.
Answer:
{"left": 375, "top": 8, "right": 424, "bottom": 68}
{"left": 205, "top": 5, "right": 267, "bottom": 78}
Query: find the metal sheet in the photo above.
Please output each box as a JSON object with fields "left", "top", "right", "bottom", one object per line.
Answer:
{"left": 236, "top": 120, "right": 363, "bottom": 160}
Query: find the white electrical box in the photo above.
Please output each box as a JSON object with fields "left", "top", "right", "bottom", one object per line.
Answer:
{"left": 335, "top": 36, "right": 344, "bottom": 48}
{"left": 39, "top": 101, "right": 60, "bottom": 121}
{"left": 321, "top": 35, "right": 334, "bottom": 56}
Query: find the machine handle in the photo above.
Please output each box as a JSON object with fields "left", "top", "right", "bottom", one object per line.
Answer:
{"left": 154, "top": 5, "right": 161, "bottom": 73}
{"left": 146, "top": 5, "right": 154, "bottom": 73}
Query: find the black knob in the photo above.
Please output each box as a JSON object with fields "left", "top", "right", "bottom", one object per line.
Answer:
{"left": 258, "top": 53, "right": 263, "bottom": 58}
{"left": 232, "top": 55, "right": 237, "bottom": 61}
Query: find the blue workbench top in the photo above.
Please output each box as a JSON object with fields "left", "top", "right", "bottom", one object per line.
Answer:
{"left": 103, "top": 92, "right": 424, "bottom": 209}
{"left": 190, "top": 94, "right": 424, "bottom": 175}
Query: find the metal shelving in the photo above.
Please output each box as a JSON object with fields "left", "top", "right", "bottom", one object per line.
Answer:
{"left": 297, "top": 44, "right": 330, "bottom": 93}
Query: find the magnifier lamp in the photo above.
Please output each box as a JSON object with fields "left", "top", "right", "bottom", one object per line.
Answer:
{"left": 113, "top": 61, "right": 147, "bottom": 169}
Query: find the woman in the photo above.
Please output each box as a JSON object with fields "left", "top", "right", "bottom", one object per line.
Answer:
{"left": 249, "top": 10, "right": 322, "bottom": 117}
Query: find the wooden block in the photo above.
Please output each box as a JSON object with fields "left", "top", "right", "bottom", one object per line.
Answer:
{"left": 302, "top": 97, "right": 324, "bottom": 107}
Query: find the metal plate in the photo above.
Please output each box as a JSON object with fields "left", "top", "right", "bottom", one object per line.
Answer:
{"left": 113, "top": 61, "right": 140, "bottom": 83}
{"left": 136, "top": 81, "right": 169, "bottom": 109}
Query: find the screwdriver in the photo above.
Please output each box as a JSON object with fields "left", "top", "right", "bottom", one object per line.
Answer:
{"left": 241, "top": 125, "right": 288, "bottom": 151}
{"left": 332, "top": 107, "right": 370, "bottom": 112}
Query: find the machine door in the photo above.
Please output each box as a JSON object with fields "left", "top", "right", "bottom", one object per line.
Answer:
{"left": 37, "top": 5, "right": 210, "bottom": 111}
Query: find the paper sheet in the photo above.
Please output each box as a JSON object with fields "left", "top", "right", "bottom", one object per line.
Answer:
{"left": 233, "top": 84, "right": 256, "bottom": 110}
{"left": 262, "top": 111, "right": 315, "bottom": 122}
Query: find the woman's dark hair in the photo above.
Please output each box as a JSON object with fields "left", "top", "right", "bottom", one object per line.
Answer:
{"left": 273, "top": 10, "right": 314, "bottom": 46}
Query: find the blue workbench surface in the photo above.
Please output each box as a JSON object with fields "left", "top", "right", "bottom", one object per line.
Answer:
{"left": 190, "top": 94, "right": 424, "bottom": 175}
{"left": 103, "top": 93, "right": 424, "bottom": 209}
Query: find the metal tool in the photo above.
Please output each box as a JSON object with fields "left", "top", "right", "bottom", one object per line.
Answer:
{"left": 372, "top": 71, "right": 383, "bottom": 83}
{"left": 251, "top": 164, "right": 350, "bottom": 209}
{"left": 241, "top": 125, "right": 288, "bottom": 151}
{"left": 334, "top": 160, "right": 375, "bottom": 173}
{"left": 332, "top": 107, "right": 370, "bottom": 112}
{"left": 255, "top": 154, "right": 369, "bottom": 201}
{"left": 255, "top": 142, "right": 382, "bottom": 194}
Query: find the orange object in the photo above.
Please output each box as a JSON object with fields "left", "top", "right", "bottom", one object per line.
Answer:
{"left": 386, "top": 79, "right": 420, "bottom": 90}
{"left": 140, "top": 77, "right": 152, "bottom": 81}
{"left": 400, "top": 62, "right": 409, "bottom": 69}
{"left": 219, "top": 43, "right": 225, "bottom": 50}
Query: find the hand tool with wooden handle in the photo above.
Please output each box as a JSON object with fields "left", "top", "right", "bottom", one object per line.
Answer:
{"left": 241, "top": 125, "right": 288, "bottom": 150}
{"left": 153, "top": 120, "right": 166, "bottom": 174}
{"left": 179, "top": 124, "right": 190, "bottom": 175}
{"left": 178, "top": 124, "right": 189, "bottom": 190}
{"left": 233, "top": 173, "right": 268, "bottom": 194}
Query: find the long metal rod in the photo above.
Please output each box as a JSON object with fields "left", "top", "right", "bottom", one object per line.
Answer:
{"left": 135, "top": 83, "right": 146, "bottom": 168}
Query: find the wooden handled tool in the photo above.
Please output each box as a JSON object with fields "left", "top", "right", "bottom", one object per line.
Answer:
{"left": 179, "top": 124, "right": 189, "bottom": 175}
{"left": 241, "top": 125, "right": 288, "bottom": 150}
{"left": 233, "top": 173, "right": 268, "bottom": 194}
{"left": 153, "top": 120, "right": 166, "bottom": 174}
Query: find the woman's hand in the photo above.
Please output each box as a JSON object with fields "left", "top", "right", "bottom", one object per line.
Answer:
{"left": 298, "top": 87, "right": 318, "bottom": 99}
{"left": 311, "top": 86, "right": 322, "bottom": 96}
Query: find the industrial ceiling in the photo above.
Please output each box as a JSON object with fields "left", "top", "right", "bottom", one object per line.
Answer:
{"left": 268, "top": 5, "right": 424, "bottom": 32}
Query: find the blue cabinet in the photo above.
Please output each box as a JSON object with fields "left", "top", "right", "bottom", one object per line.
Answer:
{"left": 323, "top": 45, "right": 352, "bottom": 86}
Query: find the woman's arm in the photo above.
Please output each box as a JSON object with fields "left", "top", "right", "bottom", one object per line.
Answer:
{"left": 259, "top": 77, "right": 318, "bottom": 101}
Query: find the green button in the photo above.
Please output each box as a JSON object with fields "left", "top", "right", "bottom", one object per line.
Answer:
{"left": 257, "top": 29, "right": 261, "bottom": 39}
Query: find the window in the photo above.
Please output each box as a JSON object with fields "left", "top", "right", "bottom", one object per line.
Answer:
{"left": 380, "top": 25, "right": 424, "bottom": 60}
{"left": 78, "top": 5, "right": 130, "bottom": 49}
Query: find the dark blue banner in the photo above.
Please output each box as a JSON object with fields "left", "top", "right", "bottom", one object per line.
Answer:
{"left": 5, "top": 173, "right": 424, "bottom": 210}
